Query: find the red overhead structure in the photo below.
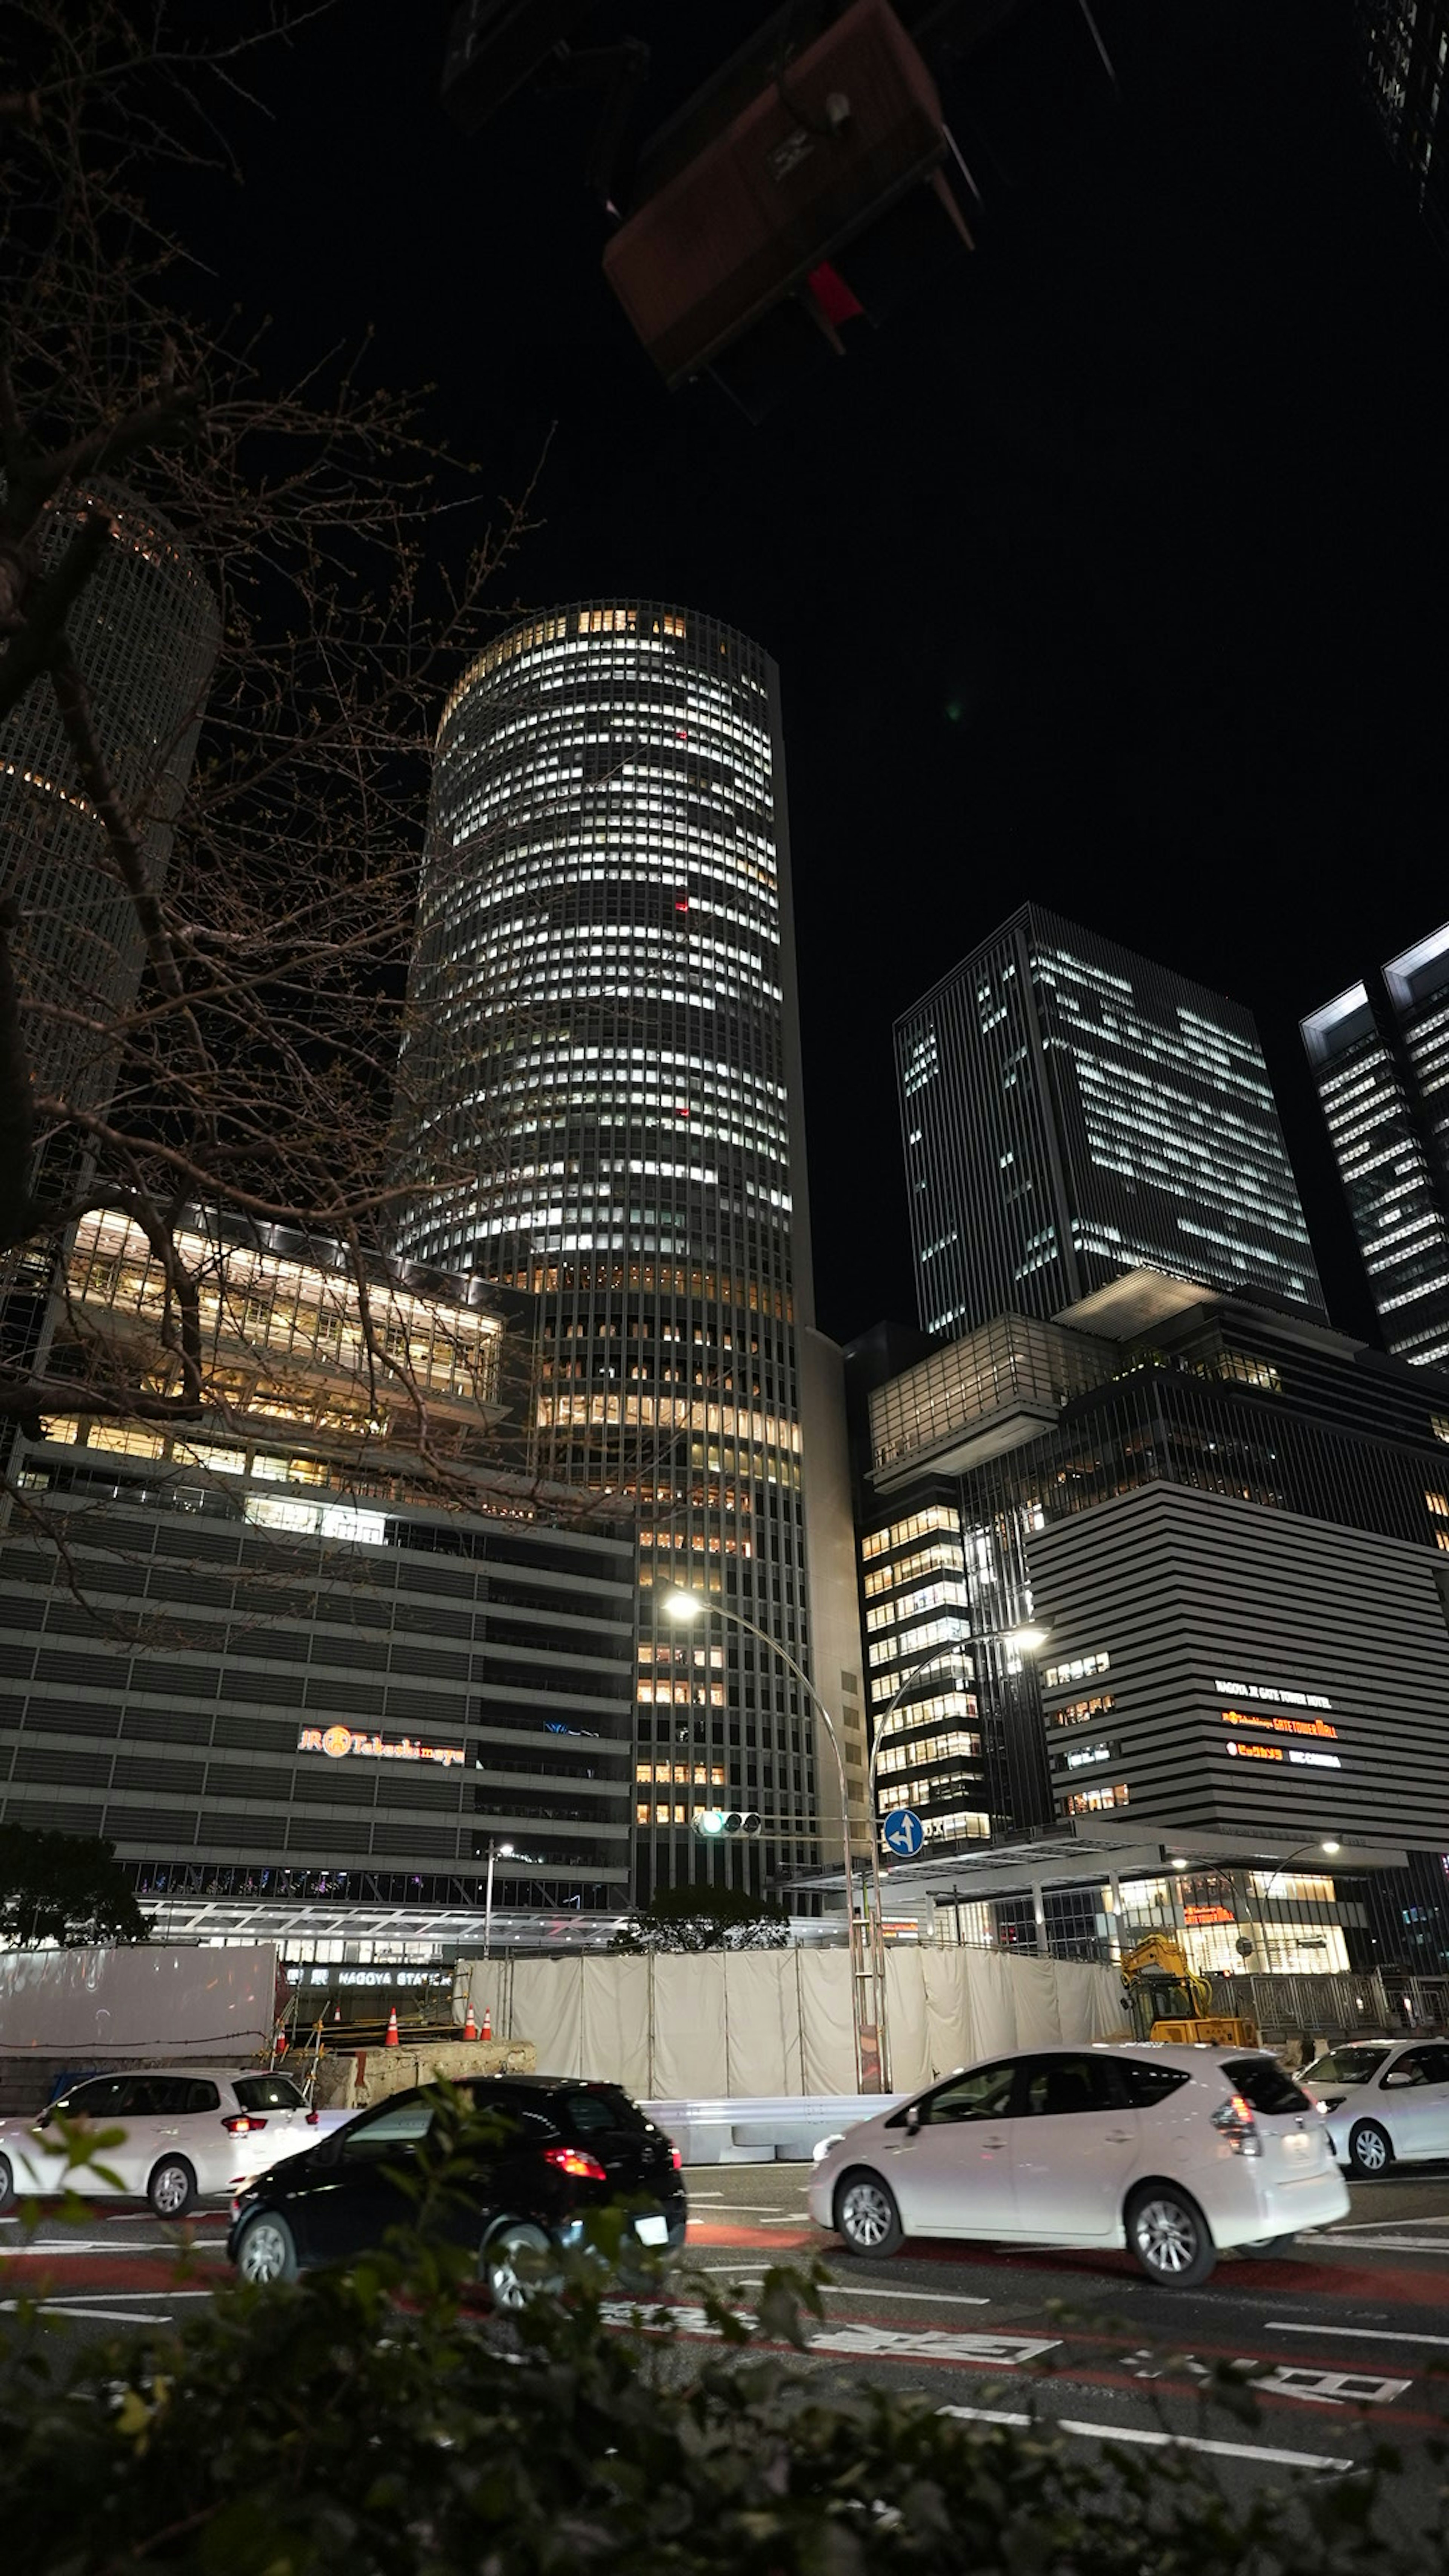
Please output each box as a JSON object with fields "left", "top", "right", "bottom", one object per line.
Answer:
{"left": 602, "top": 0, "right": 969, "bottom": 390}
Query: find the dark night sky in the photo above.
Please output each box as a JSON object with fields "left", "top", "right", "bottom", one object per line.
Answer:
{"left": 194, "top": 0, "right": 1449, "bottom": 1346}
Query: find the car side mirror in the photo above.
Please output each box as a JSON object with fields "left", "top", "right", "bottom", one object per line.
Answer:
{"left": 905, "top": 2103, "right": 921, "bottom": 2135}
{"left": 1382, "top": 2069, "right": 1412, "bottom": 2088}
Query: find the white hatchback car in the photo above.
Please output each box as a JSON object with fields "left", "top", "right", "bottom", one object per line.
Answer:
{"left": 809, "top": 2042, "right": 1348, "bottom": 2286}
{"left": 1306, "top": 2037, "right": 1449, "bottom": 2176}
{"left": 0, "top": 2067, "right": 319, "bottom": 2219}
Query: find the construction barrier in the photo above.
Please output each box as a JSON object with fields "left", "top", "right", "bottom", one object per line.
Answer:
{"left": 460, "top": 1947, "right": 1124, "bottom": 2101}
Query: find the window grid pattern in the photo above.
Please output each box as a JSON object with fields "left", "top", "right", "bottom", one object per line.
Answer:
{"left": 897, "top": 903, "right": 1324, "bottom": 1337}
{"left": 391, "top": 604, "right": 815, "bottom": 1894}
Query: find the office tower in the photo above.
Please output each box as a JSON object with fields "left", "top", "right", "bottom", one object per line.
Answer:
{"left": 896, "top": 903, "right": 1324, "bottom": 1338}
{"left": 1303, "top": 924, "right": 1449, "bottom": 1368}
{"left": 0, "top": 481, "right": 218, "bottom": 1121}
{"left": 1352, "top": 0, "right": 1449, "bottom": 258}
{"left": 392, "top": 602, "right": 866, "bottom": 1899}
{"left": 0, "top": 1210, "right": 636, "bottom": 1943}
{"left": 854, "top": 1269, "right": 1449, "bottom": 1891}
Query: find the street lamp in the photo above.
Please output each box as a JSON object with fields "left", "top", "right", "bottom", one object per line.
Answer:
{"left": 483, "top": 1839, "right": 515, "bottom": 1960}
{"left": 660, "top": 1588, "right": 871, "bottom": 2088}
{"left": 863, "top": 1618, "right": 1051, "bottom": 2088}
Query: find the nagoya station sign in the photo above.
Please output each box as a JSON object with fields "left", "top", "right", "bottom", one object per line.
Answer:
{"left": 297, "top": 1726, "right": 464, "bottom": 1769}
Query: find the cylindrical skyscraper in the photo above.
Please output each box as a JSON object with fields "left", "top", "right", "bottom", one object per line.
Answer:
{"left": 394, "top": 601, "right": 861, "bottom": 1905}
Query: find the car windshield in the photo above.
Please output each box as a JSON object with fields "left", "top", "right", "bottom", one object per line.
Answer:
{"left": 1306, "top": 2046, "right": 1392, "bottom": 2087}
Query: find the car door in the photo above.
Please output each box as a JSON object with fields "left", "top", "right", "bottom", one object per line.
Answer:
{"left": 1378, "top": 2044, "right": 1449, "bottom": 2156}
{"left": 878, "top": 2058, "right": 1022, "bottom": 2238}
{"left": 1009, "top": 2053, "right": 1140, "bottom": 2242}
{"left": 299, "top": 2090, "right": 439, "bottom": 2264}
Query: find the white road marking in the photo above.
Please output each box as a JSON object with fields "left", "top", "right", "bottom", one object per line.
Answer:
{"left": 1242, "top": 2363, "right": 1411, "bottom": 2408}
{"left": 1321, "top": 2213, "right": 1449, "bottom": 2232}
{"left": 1268, "top": 2319, "right": 1449, "bottom": 2348}
{"left": 602, "top": 2300, "right": 1055, "bottom": 2367}
{"left": 939, "top": 2405, "right": 1349, "bottom": 2471}
{"left": 1310, "top": 2234, "right": 1449, "bottom": 2253}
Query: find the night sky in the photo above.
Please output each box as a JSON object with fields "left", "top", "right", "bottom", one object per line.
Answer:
{"left": 198, "top": 0, "right": 1449, "bottom": 1346}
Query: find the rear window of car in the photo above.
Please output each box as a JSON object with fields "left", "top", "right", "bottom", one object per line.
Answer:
{"left": 560, "top": 2087, "right": 649, "bottom": 2136}
{"left": 1115, "top": 2059, "right": 1193, "bottom": 2110}
{"left": 1221, "top": 2058, "right": 1315, "bottom": 2116}
{"left": 232, "top": 2075, "right": 305, "bottom": 2114}
{"left": 1306, "top": 2046, "right": 1390, "bottom": 2087}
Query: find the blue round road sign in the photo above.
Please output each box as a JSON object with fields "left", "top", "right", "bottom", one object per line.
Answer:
{"left": 880, "top": 1808, "right": 925, "bottom": 1859}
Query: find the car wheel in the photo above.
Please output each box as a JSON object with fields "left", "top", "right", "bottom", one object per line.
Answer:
{"left": 833, "top": 2168, "right": 904, "bottom": 2258}
{"left": 147, "top": 2156, "right": 197, "bottom": 2221}
{"left": 235, "top": 2212, "right": 298, "bottom": 2286}
{"left": 1349, "top": 2119, "right": 1394, "bottom": 2177}
{"left": 1126, "top": 2184, "right": 1216, "bottom": 2287}
{"left": 0, "top": 2153, "right": 13, "bottom": 2213}
{"left": 483, "top": 2221, "right": 560, "bottom": 2313}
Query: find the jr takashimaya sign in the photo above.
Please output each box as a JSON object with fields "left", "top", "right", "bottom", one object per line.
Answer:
{"left": 297, "top": 1726, "right": 464, "bottom": 1768}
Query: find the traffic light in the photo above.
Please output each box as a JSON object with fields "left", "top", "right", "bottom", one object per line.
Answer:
{"left": 693, "top": 1809, "right": 762, "bottom": 1839}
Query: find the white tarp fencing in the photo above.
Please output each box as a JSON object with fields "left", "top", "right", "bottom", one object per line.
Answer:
{"left": 0, "top": 1942, "right": 279, "bottom": 2061}
{"left": 463, "top": 1947, "right": 1125, "bottom": 2099}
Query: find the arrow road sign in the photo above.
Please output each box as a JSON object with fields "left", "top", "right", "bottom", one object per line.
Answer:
{"left": 880, "top": 1808, "right": 925, "bottom": 1859}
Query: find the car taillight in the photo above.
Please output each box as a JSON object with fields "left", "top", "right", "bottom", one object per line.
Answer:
{"left": 1211, "top": 2093, "right": 1261, "bottom": 2158}
{"left": 543, "top": 2145, "right": 608, "bottom": 2181}
{"left": 222, "top": 2114, "right": 268, "bottom": 2135}
{"left": 671, "top": 2147, "right": 682, "bottom": 2170}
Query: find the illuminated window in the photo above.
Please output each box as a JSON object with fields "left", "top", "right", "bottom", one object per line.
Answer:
{"left": 1048, "top": 1693, "right": 1114, "bottom": 1727}
{"left": 88, "top": 1424, "right": 165, "bottom": 1460}
{"left": 1042, "top": 1650, "right": 1109, "bottom": 1690}
{"left": 1064, "top": 1781, "right": 1129, "bottom": 1815}
{"left": 861, "top": 1505, "right": 961, "bottom": 1562}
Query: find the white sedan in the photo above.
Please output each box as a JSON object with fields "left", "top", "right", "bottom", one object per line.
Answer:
{"left": 809, "top": 2042, "right": 1347, "bottom": 2286}
{"left": 1306, "top": 2038, "right": 1449, "bottom": 2175}
{"left": 0, "top": 2067, "right": 319, "bottom": 2218}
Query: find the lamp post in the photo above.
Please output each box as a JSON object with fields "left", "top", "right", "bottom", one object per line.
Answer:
{"left": 483, "top": 1839, "right": 514, "bottom": 1961}
{"left": 660, "top": 1589, "right": 871, "bottom": 2088}
{"left": 864, "top": 1619, "right": 1051, "bottom": 2090}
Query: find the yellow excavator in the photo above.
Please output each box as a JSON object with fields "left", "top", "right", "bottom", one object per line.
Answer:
{"left": 1118, "top": 1932, "right": 1260, "bottom": 2048}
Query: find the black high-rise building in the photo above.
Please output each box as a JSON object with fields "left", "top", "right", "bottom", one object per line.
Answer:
{"left": 895, "top": 904, "right": 1324, "bottom": 1340}
{"left": 1303, "top": 923, "right": 1449, "bottom": 1371}
{"left": 1352, "top": 0, "right": 1449, "bottom": 258}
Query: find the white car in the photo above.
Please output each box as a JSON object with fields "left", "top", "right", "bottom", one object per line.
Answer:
{"left": 808, "top": 2042, "right": 1348, "bottom": 2286}
{"left": 0, "top": 2067, "right": 320, "bottom": 2219}
{"left": 1306, "top": 2037, "right": 1449, "bottom": 2176}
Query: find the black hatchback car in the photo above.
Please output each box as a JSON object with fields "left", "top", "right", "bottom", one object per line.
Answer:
{"left": 227, "top": 2074, "right": 687, "bottom": 2307}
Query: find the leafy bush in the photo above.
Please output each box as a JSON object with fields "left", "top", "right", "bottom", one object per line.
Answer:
{"left": 0, "top": 2091, "right": 1426, "bottom": 2573}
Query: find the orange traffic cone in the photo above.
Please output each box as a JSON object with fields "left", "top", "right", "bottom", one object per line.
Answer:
{"left": 385, "top": 2005, "right": 400, "bottom": 2046}
{"left": 463, "top": 2002, "right": 478, "bottom": 2041}
{"left": 480, "top": 2007, "right": 492, "bottom": 2042}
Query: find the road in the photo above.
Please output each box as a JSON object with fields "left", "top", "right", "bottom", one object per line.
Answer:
{"left": 6, "top": 2159, "right": 1449, "bottom": 2514}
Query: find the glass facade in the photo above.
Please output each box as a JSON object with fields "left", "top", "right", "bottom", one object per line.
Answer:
{"left": 856, "top": 1287, "right": 1449, "bottom": 1844}
{"left": 0, "top": 482, "right": 218, "bottom": 1121}
{"left": 391, "top": 602, "right": 821, "bottom": 1898}
{"left": 1304, "top": 926, "right": 1449, "bottom": 1368}
{"left": 896, "top": 904, "right": 1324, "bottom": 1337}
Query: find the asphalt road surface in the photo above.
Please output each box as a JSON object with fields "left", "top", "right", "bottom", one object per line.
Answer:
{"left": 6, "top": 2159, "right": 1449, "bottom": 2521}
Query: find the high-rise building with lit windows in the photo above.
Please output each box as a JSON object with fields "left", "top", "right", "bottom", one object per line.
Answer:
{"left": 1303, "top": 923, "right": 1449, "bottom": 1369}
{"left": 1351, "top": 0, "right": 1449, "bottom": 259}
{"left": 896, "top": 904, "right": 1324, "bottom": 1338}
{"left": 392, "top": 601, "right": 866, "bottom": 1902}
